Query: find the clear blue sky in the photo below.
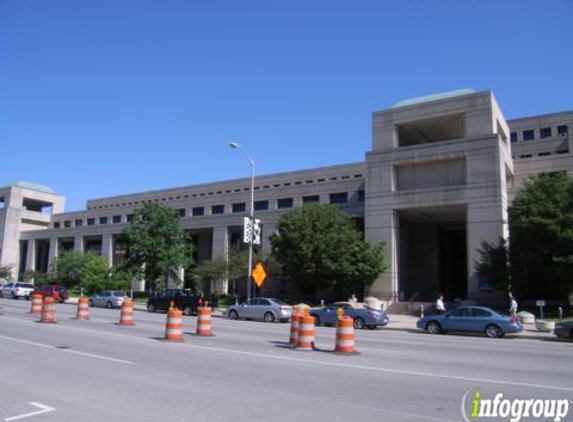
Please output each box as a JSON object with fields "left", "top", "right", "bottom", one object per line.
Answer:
{"left": 1, "top": 0, "right": 572, "bottom": 211}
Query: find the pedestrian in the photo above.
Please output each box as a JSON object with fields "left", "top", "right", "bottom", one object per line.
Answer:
{"left": 509, "top": 295, "right": 518, "bottom": 321}
{"left": 436, "top": 294, "right": 446, "bottom": 314}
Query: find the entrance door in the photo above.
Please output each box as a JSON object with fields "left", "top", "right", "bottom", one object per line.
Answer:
{"left": 439, "top": 225, "right": 467, "bottom": 300}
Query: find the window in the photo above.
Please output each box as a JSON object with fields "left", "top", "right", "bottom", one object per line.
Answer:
{"left": 87, "top": 218, "right": 95, "bottom": 226}
{"left": 522, "top": 130, "right": 535, "bottom": 141}
{"left": 127, "top": 214, "right": 134, "bottom": 223}
{"left": 254, "top": 200, "right": 269, "bottom": 211}
{"left": 540, "top": 127, "right": 552, "bottom": 138}
{"left": 329, "top": 192, "right": 348, "bottom": 204}
{"left": 192, "top": 207, "right": 204, "bottom": 216}
{"left": 177, "top": 209, "right": 186, "bottom": 217}
{"left": 277, "top": 198, "right": 293, "bottom": 209}
{"left": 64, "top": 220, "right": 71, "bottom": 228}
{"left": 510, "top": 132, "right": 517, "bottom": 143}
{"left": 358, "top": 190, "right": 365, "bottom": 202}
{"left": 449, "top": 308, "right": 470, "bottom": 317}
{"left": 303, "top": 195, "right": 320, "bottom": 204}
{"left": 75, "top": 219, "right": 83, "bottom": 227}
{"left": 211, "top": 205, "right": 224, "bottom": 215}
{"left": 53, "top": 222, "right": 60, "bottom": 229}
{"left": 232, "top": 203, "right": 246, "bottom": 213}
{"left": 557, "top": 125, "right": 568, "bottom": 136}
{"left": 99, "top": 217, "right": 108, "bottom": 225}
{"left": 471, "top": 308, "right": 492, "bottom": 318}
{"left": 113, "top": 215, "right": 121, "bottom": 223}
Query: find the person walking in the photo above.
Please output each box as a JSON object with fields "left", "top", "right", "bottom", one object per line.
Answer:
{"left": 436, "top": 294, "right": 446, "bottom": 314}
{"left": 509, "top": 294, "right": 518, "bottom": 321}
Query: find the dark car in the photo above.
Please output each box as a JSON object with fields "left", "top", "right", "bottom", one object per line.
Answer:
{"left": 310, "top": 302, "right": 389, "bottom": 329}
{"left": 147, "top": 289, "right": 217, "bottom": 316}
{"left": 416, "top": 306, "right": 523, "bottom": 338}
{"left": 31, "top": 285, "right": 69, "bottom": 303}
{"left": 554, "top": 321, "right": 573, "bottom": 340}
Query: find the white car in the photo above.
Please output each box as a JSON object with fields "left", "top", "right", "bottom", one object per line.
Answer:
{"left": 0, "top": 282, "right": 34, "bottom": 299}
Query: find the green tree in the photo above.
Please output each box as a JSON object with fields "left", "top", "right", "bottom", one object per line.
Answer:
{"left": 0, "top": 264, "right": 14, "bottom": 281}
{"left": 51, "top": 251, "right": 91, "bottom": 287}
{"left": 192, "top": 248, "right": 248, "bottom": 295}
{"left": 270, "top": 204, "right": 387, "bottom": 299}
{"left": 120, "top": 203, "right": 194, "bottom": 291}
{"left": 78, "top": 255, "right": 110, "bottom": 293}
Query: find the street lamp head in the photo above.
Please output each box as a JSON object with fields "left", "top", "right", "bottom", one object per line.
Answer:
{"left": 229, "top": 142, "right": 240, "bottom": 149}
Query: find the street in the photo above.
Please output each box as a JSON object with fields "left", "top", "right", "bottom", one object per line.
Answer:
{"left": 1, "top": 298, "right": 571, "bottom": 422}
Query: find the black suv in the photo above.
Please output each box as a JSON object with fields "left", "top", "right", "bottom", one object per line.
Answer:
{"left": 147, "top": 289, "right": 216, "bottom": 316}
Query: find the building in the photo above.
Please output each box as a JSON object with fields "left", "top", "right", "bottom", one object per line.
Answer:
{"left": 1, "top": 90, "right": 571, "bottom": 302}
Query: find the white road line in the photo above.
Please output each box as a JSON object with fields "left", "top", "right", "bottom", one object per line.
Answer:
{"left": 4, "top": 402, "right": 55, "bottom": 421}
{"left": 0, "top": 335, "right": 135, "bottom": 365}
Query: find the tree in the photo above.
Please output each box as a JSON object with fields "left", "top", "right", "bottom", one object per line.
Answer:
{"left": 51, "top": 251, "right": 91, "bottom": 287}
{"left": 120, "top": 203, "right": 194, "bottom": 291}
{"left": 270, "top": 204, "right": 387, "bottom": 299}
{"left": 192, "top": 248, "right": 248, "bottom": 295}
{"left": 78, "top": 255, "right": 111, "bottom": 293}
{"left": 0, "top": 264, "right": 14, "bottom": 281}
{"left": 477, "top": 173, "right": 573, "bottom": 300}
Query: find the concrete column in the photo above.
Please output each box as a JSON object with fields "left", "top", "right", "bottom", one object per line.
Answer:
{"left": 48, "top": 237, "right": 59, "bottom": 269}
{"left": 261, "top": 221, "right": 277, "bottom": 253}
{"left": 74, "top": 235, "right": 84, "bottom": 252}
{"left": 365, "top": 210, "right": 398, "bottom": 301}
{"left": 25, "top": 239, "right": 36, "bottom": 272}
{"left": 211, "top": 225, "right": 229, "bottom": 295}
{"left": 101, "top": 234, "right": 113, "bottom": 267}
{"left": 167, "top": 267, "right": 184, "bottom": 288}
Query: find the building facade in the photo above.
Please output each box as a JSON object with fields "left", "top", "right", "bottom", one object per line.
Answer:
{"left": 1, "top": 90, "right": 571, "bottom": 301}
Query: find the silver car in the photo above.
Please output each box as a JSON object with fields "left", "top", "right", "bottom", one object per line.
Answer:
{"left": 89, "top": 291, "right": 125, "bottom": 308}
{"left": 227, "top": 298, "right": 293, "bottom": 323}
{"left": 0, "top": 282, "right": 34, "bottom": 299}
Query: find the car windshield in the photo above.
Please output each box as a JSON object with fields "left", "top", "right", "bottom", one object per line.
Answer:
{"left": 269, "top": 299, "right": 289, "bottom": 305}
{"left": 112, "top": 291, "right": 124, "bottom": 296}
{"left": 18, "top": 283, "right": 33, "bottom": 288}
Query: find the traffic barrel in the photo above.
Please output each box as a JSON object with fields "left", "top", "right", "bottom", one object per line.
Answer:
{"left": 39, "top": 296, "right": 57, "bottom": 323}
{"left": 30, "top": 293, "right": 43, "bottom": 314}
{"left": 334, "top": 316, "right": 357, "bottom": 354}
{"left": 296, "top": 314, "right": 315, "bottom": 351}
{"left": 164, "top": 308, "right": 184, "bottom": 341}
{"left": 76, "top": 296, "right": 90, "bottom": 320}
{"left": 118, "top": 299, "right": 134, "bottom": 325}
{"left": 196, "top": 306, "right": 212, "bottom": 336}
{"left": 289, "top": 313, "right": 300, "bottom": 347}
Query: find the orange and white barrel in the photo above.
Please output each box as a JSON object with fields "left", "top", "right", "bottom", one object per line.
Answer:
{"left": 40, "top": 296, "right": 57, "bottom": 323}
{"left": 76, "top": 296, "right": 90, "bottom": 320}
{"left": 196, "top": 307, "right": 212, "bottom": 336}
{"left": 30, "top": 293, "right": 43, "bottom": 314}
{"left": 289, "top": 313, "right": 300, "bottom": 346}
{"left": 296, "top": 315, "right": 315, "bottom": 351}
{"left": 334, "top": 316, "right": 355, "bottom": 354}
{"left": 164, "top": 308, "right": 184, "bottom": 341}
{"left": 118, "top": 299, "right": 134, "bottom": 325}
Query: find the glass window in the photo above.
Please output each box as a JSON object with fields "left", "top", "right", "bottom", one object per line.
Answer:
{"left": 303, "top": 195, "right": 319, "bottom": 204}
{"left": 64, "top": 221, "right": 71, "bottom": 228}
{"left": 254, "top": 200, "right": 269, "bottom": 211}
{"left": 449, "top": 308, "right": 470, "bottom": 317}
{"left": 99, "top": 217, "right": 108, "bottom": 225}
{"left": 126, "top": 214, "right": 134, "bottom": 223}
{"left": 329, "top": 192, "right": 348, "bottom": 204}
{"left": 112, "top": 215, "right": 121, "bottom": 223}
{"left": 471, "top": 308, "right": 492, "bottom": 317}
{"left": 277, "top": 198, "right": 293, "bottom": 209}
{"left": 211, "top": 205, "right": 224, "bottom": 215}
{"left": 522, "top": 130, "right": 535, "bottom": 141}
{"left": 87, "top": 218, "right": 95, "bottom": 226}
{"left": 557, "top": 125, "right": 568, "bottom": 136}
{"left": 75, "top": 219, "right": 83, "bottom": 227}
{"left": 357, "top": 190, "right": 365, "bottom": 202}
{"left": 177, "top": 209, "right": 185, "bottom": 217}
{"left": 510, "top": 132, "right": 518, "bottom": 143}
{"left": 232, "top": 203, "right": 246, "bottom": 213}
{"left": 53, "top": 222, "right": 60, "bottom": 229}
{"left": 192, "top": 207, "right": 204, "bottom": 216}
{"left": 540, "top": 127, "right": 552, "bottom": 138}
{"left": 258, "top": 299, "right": 271, "bottom": 306}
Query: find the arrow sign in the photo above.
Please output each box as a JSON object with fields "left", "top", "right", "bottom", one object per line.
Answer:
{"left": 5, "top": 402, "right": 55, "bottom": 421}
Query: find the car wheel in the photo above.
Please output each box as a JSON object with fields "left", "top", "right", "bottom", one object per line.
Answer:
{"left": 147, "top": 303, "right": 157, "bottom": 313}
{"left": 11, "top": 292, "right": 17, "bottom": 300}
{"left": 426, "top": 321, "right": 442, "bottom": 334}
{"left": 353, "top": 317, "right": 365, "bottom": 329}
{"left": 485, "top": 324, "right": 503, "bottom": 338}
{"left": 88, "top": 300, "right": 94, "bottom": 307}
{"left": 228, "top": 310, "right": 239, "bottom": 320}
{"left": 568, "top": 329, "right": 573, "bottom": 340}
{"left": 184, "top": 305, "right": 193, "bottom": 316}
{"left": 264, "top": 312, "right": 276, "bottom": 323}
{"left": 366, "top": 325, "right": 377, "bottom": 330}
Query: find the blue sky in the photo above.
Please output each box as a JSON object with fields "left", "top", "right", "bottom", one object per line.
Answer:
{"left": 1, "top": 0, "right": 572, "bottom": 211}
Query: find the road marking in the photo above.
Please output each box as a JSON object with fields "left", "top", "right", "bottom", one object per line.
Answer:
{"left": 0, "top": 335, "right": 135, "bottom": 365}
{"left": 4, "top": 402, "right": 55, "bottom": 421}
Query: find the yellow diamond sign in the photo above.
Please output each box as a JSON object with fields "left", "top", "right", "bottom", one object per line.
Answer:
{"left": 252, "top": 263, "right": 267, "bottom": 288}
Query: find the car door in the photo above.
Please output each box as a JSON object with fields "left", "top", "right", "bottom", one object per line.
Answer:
{"left": 240, "top": 299, "right": 258, "bottom": 318}
{"left": 257, "top": 299, "right": 272, "bottom": 320}
{"left": 441, "top": 308, "right": 471, "bottom": 331}
{"left": 469, "top": 308, "right": 494, "bottom": 332}
{"left": 321, "top": 306, "right": 338, "bottom": 325}
{"left": 2, "top": 283, "right": 13, "bottom": 296}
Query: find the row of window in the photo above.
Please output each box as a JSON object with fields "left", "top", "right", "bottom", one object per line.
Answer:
{"left": 87, "top": 173, "right": 364, "bottom": 210}
{"left": 53, "top": 191, "right": 365, "bottom": 229}
{"left": 510, "top": 125, "right": 568, "bottom": 142}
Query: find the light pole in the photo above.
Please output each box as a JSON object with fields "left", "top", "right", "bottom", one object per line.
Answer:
{"left": 229, "top": 142, "right": 255, "bottom": 300}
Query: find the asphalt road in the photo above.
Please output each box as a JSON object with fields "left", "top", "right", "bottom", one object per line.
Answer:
{"left": 1, "top": 298, "right": 571, "bottom": 422}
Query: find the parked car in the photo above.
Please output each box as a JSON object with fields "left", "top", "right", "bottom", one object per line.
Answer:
{"left": 89, "top": 291, "right": 125, "bottom": 308}
{"left": 0, "top": 282, "right": 34, "bottom": 299}
{"left": 31, "top": 285, "right": 69, "bottom": 303}
{"left": 416, "top": 306, "right": 523, "bottom": 338}
{"left": 310, "top": 301, "right": 389, "bottom": 329}
{"left": 227, "top": 298, "right": 292, "bottom": 322}
{"left": 554, "top": 321, "right": 573, "bottom": 340}
{"left": 147, "top": 289, "right": 210, "bottom": 316}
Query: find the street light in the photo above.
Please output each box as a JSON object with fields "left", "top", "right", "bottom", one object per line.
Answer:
{"left": 229, "top": 142, "right": 255, "bottom": 300}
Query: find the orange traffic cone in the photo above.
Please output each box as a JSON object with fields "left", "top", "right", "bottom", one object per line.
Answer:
{"left": 118, "top": 299, "right": 134, "bottom": 325}
{"left": 289, "top": 313, "right": 300, "bottom": 347}
{"left": 164, "top": 308, "right": 184, "bottom": 341}
{"left": 76, "top": 296, "right": 90, "bottom": 320}
{"left": 334, "top": 316, "right": 357, "bottom": 354}
{"left": 39, "top": 296, "right": 57, "bottom": 323}
{"left": 30, "top": 293, "right": 43, "bottom": 314}
{"left": 296, "top": 314, "right": 315, "bottom": 351}
{"left": 196, "top": 306, "right": 212, "bottom": 336}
